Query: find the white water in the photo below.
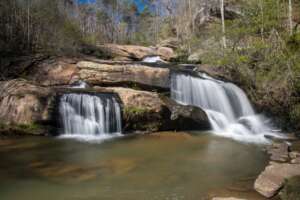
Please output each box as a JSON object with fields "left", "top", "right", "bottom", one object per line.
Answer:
{"left": 143, "top": 56, "right": 164, "bottom": 63}
{"left": 171, "top": 73, "right": 282, "bottom": 143}
{"left": 70, "top": 80, "right": 89, "bottom": 89}
{"left": 59, "top": 93, "right": 122, "bottom": 141}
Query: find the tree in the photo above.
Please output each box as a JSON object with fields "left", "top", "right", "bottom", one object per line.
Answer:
{"left": 220, "top": 0, "right": 227, "bottom": 48}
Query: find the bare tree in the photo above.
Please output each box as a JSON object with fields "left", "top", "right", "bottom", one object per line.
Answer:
{"left": 288, "top": 0, "right": 293, "bottom": 35}
{"left": 220, "top": 0, "right": 227, "bottom": 48}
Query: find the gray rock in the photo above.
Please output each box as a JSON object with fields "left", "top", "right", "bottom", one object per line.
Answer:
{"left": 254, "top": 163, "right": 300, "bottom": 198}
{"left": 267, "top": 142, "right": 290, "bottom": 162}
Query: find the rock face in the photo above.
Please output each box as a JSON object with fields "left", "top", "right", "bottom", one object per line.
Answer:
{"left": 77, "top": 61, "right": 170, "bottom": 89}
{"left": 94, "top": 87, "right": 209, "bottom": 132}
{"left": 97, "top": 44, "right": 176, "bottom": 61}
{"left": 0, "top": 79, "right": 53, "bottom": 125}
{"left": 28, "top": 57, "right": 78, "bottom": 86}
{"left": 254, "top": 162, "right": 300, "bottom": 198}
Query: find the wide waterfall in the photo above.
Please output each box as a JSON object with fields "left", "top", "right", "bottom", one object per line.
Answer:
{"left": 59, "top": 93, "right": 122, "bottom": 141}
{"left": 171, "top": 73, "right": 281, "bottom": 143}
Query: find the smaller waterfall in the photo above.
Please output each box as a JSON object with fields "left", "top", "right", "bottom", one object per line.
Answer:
{"left": 59, "top": 93, "right": 122, "bottom": 141}
{"left": 143, "top": 56, "right": 164, "bottom": 63}
{"left": 171, "top": 73, "right": 282, "bottom": 143}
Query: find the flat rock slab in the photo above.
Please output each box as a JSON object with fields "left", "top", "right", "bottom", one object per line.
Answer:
{"left": 77, "top": 61, "right": 170, "bottom": 89}
{"left": 254, "top": 163, "right": 300, "bottom": 198}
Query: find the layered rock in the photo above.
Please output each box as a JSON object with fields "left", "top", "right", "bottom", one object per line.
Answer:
{"left": 94, "top": 87, "right": 210, "bottom": 132}
{"left": 97, "top": 44, "right": 176, "bottom": 61}
{"left": 0, "top": 79, "right": 53, "bottom": 125}
{"left": 28, "top": 57, "right": 78, "bottom": 86}
{"left": 77, "top": 61, "right": 170, "bottom": 89}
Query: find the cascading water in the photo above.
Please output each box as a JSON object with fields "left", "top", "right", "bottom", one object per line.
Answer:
{"left": 143, "top": 56, "right": 164, "bottom": 63}
{"left": 59, "top": 93, "right": 122, "bottom": 141}
{"left": 171, "top": 73, "right": 281, "bottom": 143}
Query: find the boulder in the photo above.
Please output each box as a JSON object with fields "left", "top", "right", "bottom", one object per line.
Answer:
{"left": 94, "top": 87, "right": 209, "bottom": 132}
{"left": 97, "top": 44, "right": 176, "bottom": 61}
{"left": 161, "top": 96, "right": 210, "bottom": 130}
{"left": 212, "top": 198, "right": 247, "bottom": 200}
{"left": 0, "top": 79, "right": 53, "bottom": 126}
{"left": 254, "top": 162, "right": 300, "bottom": 198}
{"left": 77, "top": 61, "right": 170, "bottom": 89}
{"left": 28, "top": 57, "right": 78, "bottom": 86}
{"left": 157, "top": 38, "right": 180, "bottom": 49}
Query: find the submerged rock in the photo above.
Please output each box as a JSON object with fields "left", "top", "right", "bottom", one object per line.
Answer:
{"left": 254, "top": 162, "right": 300, "bottom": 198}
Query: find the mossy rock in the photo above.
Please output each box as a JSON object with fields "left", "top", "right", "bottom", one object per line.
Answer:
{"left": 280, "top": 176, "right": 300, "bottom": 200}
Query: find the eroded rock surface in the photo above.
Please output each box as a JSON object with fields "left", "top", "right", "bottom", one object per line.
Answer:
{"left": 97, "top": 44, "right": 176, "bottom": 61}
{"left": 77, "top": 61, "right": 170, "bottom": 89}
{"left": 0, "top": 79, "right": 53, "bottom": 125}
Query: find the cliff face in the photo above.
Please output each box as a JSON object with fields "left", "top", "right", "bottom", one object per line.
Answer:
{"left": 0, "top": 54, "right": 210, "bottom": 136}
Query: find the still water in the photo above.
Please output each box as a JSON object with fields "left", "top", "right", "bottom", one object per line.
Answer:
{"left": 0, "top": 132, "right": 268, "bottom": 200}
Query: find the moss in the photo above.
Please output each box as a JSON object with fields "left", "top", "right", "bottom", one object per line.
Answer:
{"left": 124, "top": 106, "right": 149, "bottom": 119}
{"left": 289, "top": 104, "right": 300, "bottom": 128}
{"left": 280, "top": 176, "right": 300, "bottom": 200}
{"left": 0, "top": 123, "right": 45, "bottom": 136}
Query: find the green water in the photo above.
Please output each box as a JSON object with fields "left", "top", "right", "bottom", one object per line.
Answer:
{"left": 0, "top": 132, "right": 268, "bottom": 200}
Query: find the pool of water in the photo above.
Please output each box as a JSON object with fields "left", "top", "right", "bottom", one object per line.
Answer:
{"left": 0, "top": 132, "right": 269, "bottom": 200}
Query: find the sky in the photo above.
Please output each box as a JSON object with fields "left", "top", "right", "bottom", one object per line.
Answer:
{"left": 78, "top": 0, "right": 146, "bottom": 12}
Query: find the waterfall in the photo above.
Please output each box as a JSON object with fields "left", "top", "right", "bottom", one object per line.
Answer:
{"left": 143, "top": 56, "right": 164, "bottom": 63}
{"left": 59, "top": 93, "right": 122, "bottom": 141}
{"left": 171, "top": 73, "right": 281, "bottom": 143}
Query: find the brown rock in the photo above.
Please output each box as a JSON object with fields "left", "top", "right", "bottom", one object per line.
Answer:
{"left": 98, "top": 44, "right": 156, "bottom": 60}
{"left": 254, "top": 163, "right": 300, "bottom": 198}
{"left": 0, "top": 79, "right": 53, "bottom": 125}
{"left": 77, "top": 61, "right": 170, "bottom": 89}
{"left": 267, "top": 142, "right": 290, "bottom": 162}
{"left": 156, "top": 47, "right": 176, "bottom": 61}
{"left": 28, "top": 57, "right": 78, "bottom": 86}
{"left": 97, "top": 44, "right": 176, "bottom": 61}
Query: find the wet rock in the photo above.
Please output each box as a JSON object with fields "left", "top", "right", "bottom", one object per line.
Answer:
{"left": 254, "top": 163, "right": 300, "bottom": 198}
{"left": 161, "top": 96, "right": 210, "bottom": 130}
{"left": 93, "top": 87, "right": 209, "bottom": 132}
{"left": 0, "top": 79, "right": 53, "bottom": 126}
{"left": 266, "top": 142, "right": 290, "bottom": 162}
{"left": 78, "top": 61, "right": 170, "bottom": 89}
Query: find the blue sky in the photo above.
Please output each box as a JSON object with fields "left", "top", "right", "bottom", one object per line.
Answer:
{"left": 78, "top": 0, "right": 146, "bottom": 12}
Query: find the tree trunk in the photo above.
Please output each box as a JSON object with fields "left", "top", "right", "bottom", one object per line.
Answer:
{"left": 288, "top": 0, "right": 293, "bottom": 35}
{"left": 220, "top": 0, "right": 227, "bottom": 48}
